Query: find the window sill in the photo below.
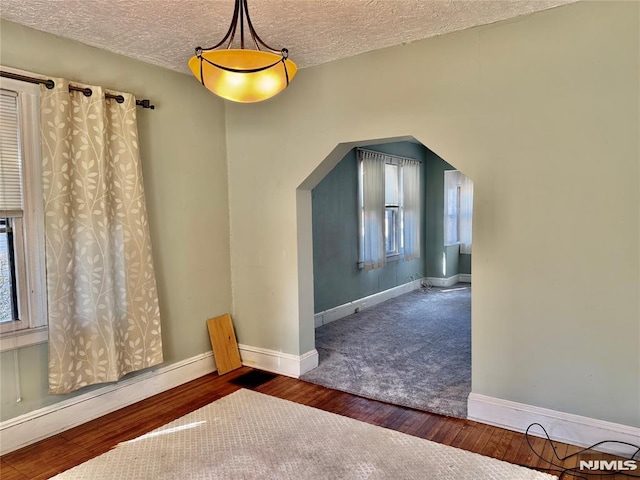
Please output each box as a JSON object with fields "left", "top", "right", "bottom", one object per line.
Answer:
{"left": 356, "top": 254, "right": 404, "bottom": 270}
{"left": 0, "top": 326, "right": 48, "bottom": 352}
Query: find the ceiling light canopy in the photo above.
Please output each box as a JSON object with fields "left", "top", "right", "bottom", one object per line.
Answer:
{"left": 189, "top": 0, "right": 297, "bottom": 103}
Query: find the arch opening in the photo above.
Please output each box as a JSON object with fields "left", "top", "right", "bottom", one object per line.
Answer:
{"left": 296, "top": 135, "right": 475, "bottom": 418}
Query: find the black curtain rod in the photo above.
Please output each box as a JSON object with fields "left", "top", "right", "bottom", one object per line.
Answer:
{"left": 0, "top": 70, "right": 155, "bottom": 109}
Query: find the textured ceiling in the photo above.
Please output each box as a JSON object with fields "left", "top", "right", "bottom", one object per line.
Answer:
{"left": 1, "top": 0, "right": 577, "bottom": 72}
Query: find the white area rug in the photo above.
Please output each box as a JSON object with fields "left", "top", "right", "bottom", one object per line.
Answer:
{"left": 53, "top": 389, "right": 556, "bottom": 479}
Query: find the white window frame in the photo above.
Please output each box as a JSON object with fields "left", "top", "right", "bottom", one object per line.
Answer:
{"left": 384, "top": 160, "right": 402, "bottom": 261}
{"left": 0, "top": 75, "right": 47, "bottom": 352}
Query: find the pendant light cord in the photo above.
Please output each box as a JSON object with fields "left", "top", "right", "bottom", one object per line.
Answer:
{"left": 197, "top": 0, "right": 284, "bottom": 54}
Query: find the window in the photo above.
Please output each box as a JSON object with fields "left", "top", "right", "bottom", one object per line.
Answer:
{"left": 0, "top": 76, "right": 47, "bottom": 351}
{"left": 444, "top": 173, "right": 461, "bottom": 244}
{"left": 357, "top": 149, "right": 420, "bottom": 270}
{"left": 444, "top": 169, "right": 474, "bottom": 254}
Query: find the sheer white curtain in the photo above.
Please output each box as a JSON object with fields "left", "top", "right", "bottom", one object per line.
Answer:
{"left": 358, "top": 150, "right": 386, "bottom": 270}
{"left": 444, "top": 170, "right": 459, "bottom": 246}
{"left": 402, "top": 159, "right": 420, "bottom": 260}
{"left": 443, "top": 170, "right": 473, "bottom": 254}
{"left": 459, "top": 174, "right": 474, "bottom": 254}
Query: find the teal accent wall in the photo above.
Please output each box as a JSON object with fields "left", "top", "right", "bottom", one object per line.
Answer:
{"left": 459, "top": 254, "right": 472, "bottom": 275}
{"left": 312, "top": 142, "right": 426, "bottom": 313}
{"left": 312, "top": 141, "right": 472, "bottom": 313}
{"left": 445, "top": 244, "right": 460, "bottom": 278}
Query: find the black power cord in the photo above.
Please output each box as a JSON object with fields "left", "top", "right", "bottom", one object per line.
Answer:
{"left": 516, "top": 422, "right": 640, "bottom": 480}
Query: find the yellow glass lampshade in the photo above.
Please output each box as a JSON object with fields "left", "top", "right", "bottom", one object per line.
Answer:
{"left": 189, "top": 49, "right": 297, "bottom": 103}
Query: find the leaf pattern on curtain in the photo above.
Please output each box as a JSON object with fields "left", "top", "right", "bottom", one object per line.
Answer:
{"left": 41, "top": 79, "right": 163, "bottom": 394}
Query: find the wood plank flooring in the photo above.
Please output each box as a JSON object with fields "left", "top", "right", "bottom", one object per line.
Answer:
{"left": 0, "top": 367, "right": 632, "bottom": 479}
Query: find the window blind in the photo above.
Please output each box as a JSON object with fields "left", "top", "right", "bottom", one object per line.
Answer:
{"left": 0, "top": 89, "right": 23, "bottom": 215}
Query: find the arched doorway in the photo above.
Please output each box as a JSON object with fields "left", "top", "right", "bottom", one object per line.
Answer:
{"left": 297, "top": 136, "right": 474, "bottom": 418}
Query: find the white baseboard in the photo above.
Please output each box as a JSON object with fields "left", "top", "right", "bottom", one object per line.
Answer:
{"left": 314, "top": 279, "right": 423, "bottom": 328}
{"left": 238, "top": 344, "right": 319, "bottom": 378}
{"left": 0, "top": 344, "right": 321, "bottom": 455}
{"left": 0, "top": 352, "right": 217, "bottom": 455}
{"left": 427, "top": 276, "right": 458, "bottom": 287}
{"left": 468, "top": 393, "right": 640, "bottom": 458}
{"left": 427, "top": 274, "right": 472, "bottom": 287}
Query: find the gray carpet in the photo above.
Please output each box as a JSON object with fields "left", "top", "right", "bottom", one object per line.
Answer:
{"left": 301, "top": 285, "right": 471, "bottom": 418}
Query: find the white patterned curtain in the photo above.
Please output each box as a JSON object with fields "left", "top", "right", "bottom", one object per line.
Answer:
{"left": 402, "top": 159, "right": 420, "bottom": 261}
{"left": 41, "top": 79, "right": 163, "bottom": 394}
{"left": 358, "top": 150, "right": 386, "bottom": 270}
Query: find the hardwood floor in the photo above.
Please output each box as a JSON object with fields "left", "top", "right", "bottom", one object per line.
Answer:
{"left": 0, "top": 367, "right": 632, "bottom": 479}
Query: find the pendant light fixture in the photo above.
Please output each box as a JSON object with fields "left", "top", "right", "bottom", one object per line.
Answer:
{"left": 189, "top": 0, "right": 297, "bottom": 103}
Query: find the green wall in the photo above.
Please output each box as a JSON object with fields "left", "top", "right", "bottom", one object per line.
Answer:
{"left": 444, "top": 244, "right": 460, "bottom": 278}
{"left": 312, "top": 142, "right": 426, "bottom": 312}
{"left": 459, "top": 254, "right": 471, "bottom": 275}
{"left": 0, "top": 21, "right": 232, "bottom": 421}
{"left": 224, "top": 1, "right": 639, "bottom": 427}
{"left": 313, "top": 140, "right": 471, "bottom": 313}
